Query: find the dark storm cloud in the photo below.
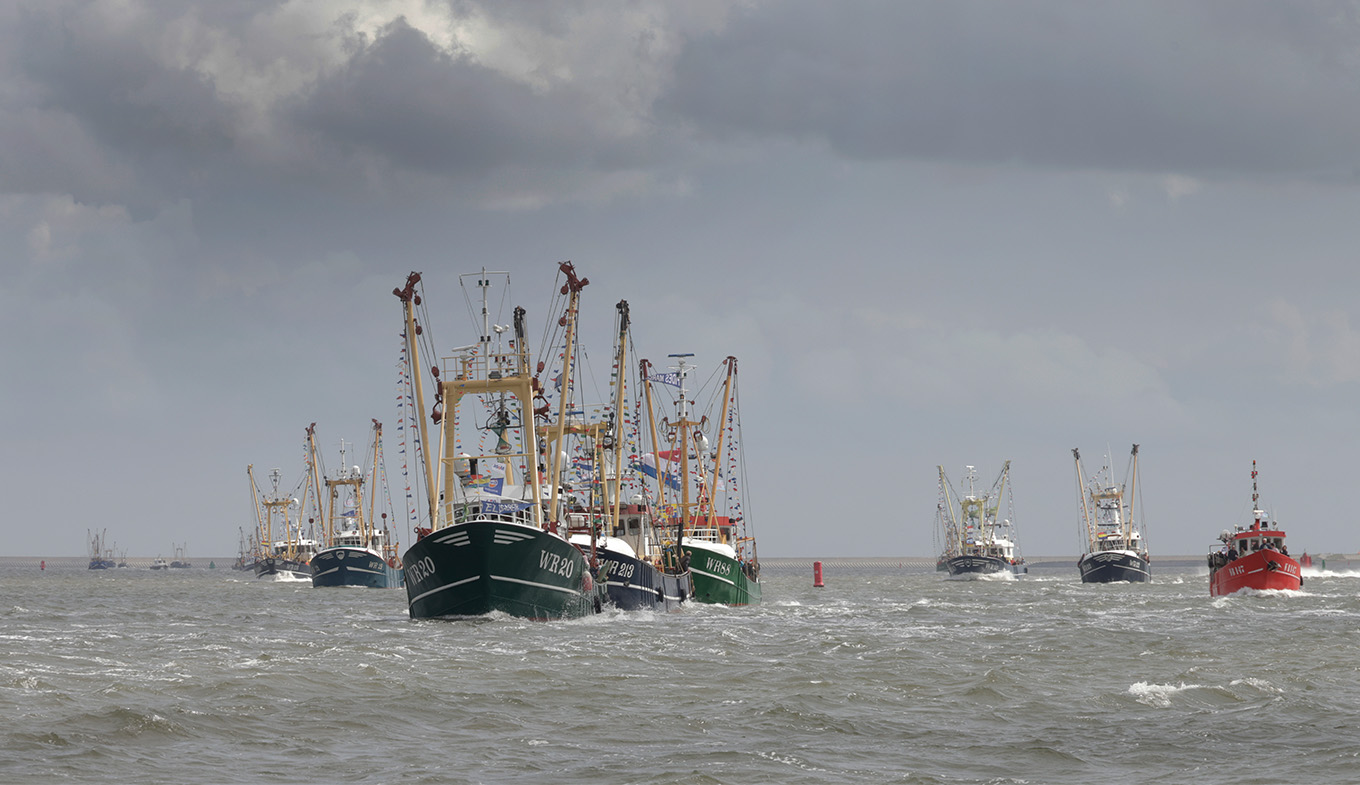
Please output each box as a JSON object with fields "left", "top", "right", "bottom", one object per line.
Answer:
{"left": 8, "top": 0, "right": 1360, "bottom": 214}
{"left": 287, "top": 18, "right": 590, "bottom": 178}
{"left": 663, "top": 0, "right": 1360, "bottom": 179}
{"left": 9, "top": 5, "right": 240, "bottom": 207}
{"left": 2, "top": 2, "right": 668, "bottom": 214}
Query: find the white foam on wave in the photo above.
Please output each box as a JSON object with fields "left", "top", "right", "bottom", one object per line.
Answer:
{"left": 1229, "top": 677, "right": 1281, "bottom": 693}
{"left": 1303, "top": 568, "right": 1360, "bottom": 578}
{"left": 946, "top": 572, "right": 1017, "bottom": 582}
{"left": 1128, "top": 681, "right": 1202, "bottom": 708}
{"left": 1226, "top": 586, "right": 1313, "bottom": 599}
{"left": 270, "top": 572, "right": 310, "bottom": 583}
{"left": 568, "top": 605, "right": 656, "bottom": 626}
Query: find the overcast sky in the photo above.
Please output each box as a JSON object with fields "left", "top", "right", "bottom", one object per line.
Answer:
{"left": 7, "top": 0, "right": 1360, "bottom": 561}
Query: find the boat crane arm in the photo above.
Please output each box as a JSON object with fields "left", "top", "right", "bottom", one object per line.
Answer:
{"left": 1125, "top": 444, "right": 1139, "bottom": 544}
{"left": 1073, "top": 448, "right": 1095, "bottom": 549}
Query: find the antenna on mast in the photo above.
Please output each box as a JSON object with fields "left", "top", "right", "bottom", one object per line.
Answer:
{"left": 668, "top": 353, "right": 694, "bottom": 418}
{"left": 1251, "top": 459, "right": 1258, "bottom": 509}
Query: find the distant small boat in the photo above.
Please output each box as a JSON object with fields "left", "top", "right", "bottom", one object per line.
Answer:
{"left": 169, "top": 543, "right": 191, "bottom": 568}
{"left": 1207, "top": 461, "right": 1302, "bottom": 596}
{"left": 935, "top": 463, "right": 1026, "bottom": 577}
{"left": 87, "top": 529, "right": 117, "bottom": 570}
{"left": 150, "top": 556, "right": 169, "bottom": 571}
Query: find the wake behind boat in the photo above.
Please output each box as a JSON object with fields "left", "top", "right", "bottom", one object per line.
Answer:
{"left": 1208, "top": 461, "right": 1302, "bottom": 596}
{"left": 394, "top": 266, "right": 605, "bottom": 620}
{"left": 935, "top": 463, "right": 1026, "bottom": 578}
{"left": 1073, "top": 445, "right": 1150, "bottom": 583}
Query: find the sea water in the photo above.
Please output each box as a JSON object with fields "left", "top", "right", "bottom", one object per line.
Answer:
{"left": 3, "top": 560, "right": 1359, "bottom": 784}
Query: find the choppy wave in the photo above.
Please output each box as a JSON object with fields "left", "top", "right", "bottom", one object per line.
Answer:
{"left": 4, "top": 562, "right": 1360, "bottom": 784}
{"left": 1302, "top": 568, "right": 1360, "bottom": 578}
{"left": 1128, "top": 681, "right": 1204, "bottom": 707}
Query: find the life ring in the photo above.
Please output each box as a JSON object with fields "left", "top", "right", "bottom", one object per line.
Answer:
{"left": 387, "top": 556, "right": 401, "bottom": 569}
{"left": 583, "top": 572, "right": 593, "bottom": 592}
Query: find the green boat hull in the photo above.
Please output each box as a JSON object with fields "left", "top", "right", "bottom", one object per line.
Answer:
{"left": 682, "top": 543, "right": 762, "bottom": 605}
{"left": 403, "top": 520, "right": 602, "bottom": 620}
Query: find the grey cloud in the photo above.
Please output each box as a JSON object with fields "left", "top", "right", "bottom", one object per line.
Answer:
{"left": 286, "top": 18, "right": 591, "bottom": 178}
{"left": 662, "top": 0, "right": 1360, "bottom": 179}
{"left": 13, "top": 6, "right": 240, "bottom": 205}
{"left": 2, "top": 3, "right": 679, "bottom": 213}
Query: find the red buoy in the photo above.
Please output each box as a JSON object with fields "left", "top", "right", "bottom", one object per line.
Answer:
{"left": 813, "top": 560, "right": 824, "bottom": 587}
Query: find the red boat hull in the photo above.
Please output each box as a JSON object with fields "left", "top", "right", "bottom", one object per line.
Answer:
{"left": 1209, "top": 550, "right": 1301, "bottom": 596}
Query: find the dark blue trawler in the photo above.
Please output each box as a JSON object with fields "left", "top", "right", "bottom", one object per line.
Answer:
{"left": 1073, "top": 445, "right": 1150, "bottom": 584}
{"left": 307, "top": 422, "right": 403, "bottom": 589}
{"left": 311, "top": 542, "right": 400, "bottom": 588}
{"left": 572, "top": 508, "right": 690, "bottom": 612}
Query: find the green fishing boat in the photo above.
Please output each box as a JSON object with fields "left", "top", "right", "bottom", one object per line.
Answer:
{"left": 638, "top": 354, "right": 761, "bottom": 606}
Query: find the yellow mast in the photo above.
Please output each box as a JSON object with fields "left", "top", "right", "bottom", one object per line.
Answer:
{"left": 247, "top": 464, "right": 264, "bottom": 559}
{"left": 305, "top": 424, "right": 325, "bottom": 545}
{"left": 323, "top": 449, "right": 337, "bottom": 546}
{"left": 429, "top": 268, "right": 546, "bottom": 529}
{"left": 663, "top": 354, "right": 702, "bottom": 541}
{"left": 367, "top": 420, "right": 382, "bottom": 544}
{"left": 704, "top": 357, "right": 736, "bottom": 538}
{"left": 323, "top": 432, "right": 366, "bottom": 545}
{"left": 1073, "top": 448, "right": 1095, "bottom": 550}
{"left": 538, "top": 419, "right": 606, "bottom": 526}
{"left": 638, "top": 359, "right": 669, "bottom": 512}
{"left": 546, "top": 262, "right": 589, "bottom": 527}
{"left": 679, "top": 420, "right": 690, "bottom": 539}
{"left": 393, "top": 273, "right": 439, "bottom": 530}
{"left": 992, "top": 461, "right": 1011, "bottom": 553}
{"left": 259, "top": 467, "right": 288, "bottom": 557}
{"left": 610, "top": 300, "right": 630, "bottom": 533}
{"left": 938, "top": 466, "right": 961, "bottom": 555}
{"left": 1126, "top": 444, "right": 1139, "bottom": 546}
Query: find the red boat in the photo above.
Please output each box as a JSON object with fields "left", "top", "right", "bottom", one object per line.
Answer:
{"left": 1207, "top": 462, "right": 1301, "bottom": 596}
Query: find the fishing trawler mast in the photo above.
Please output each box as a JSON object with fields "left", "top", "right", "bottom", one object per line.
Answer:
{"left": 393, "top": 265, "right": 603, "bottom": 619}
{"left": 248, "top": 462, "right": 314, "bottom": 579}
{"left": 935, "top": 462, "right": 1025, "bottom": 577}
{"left": 1073, "top": 444, "right": 1150, "bottom": 583}
{"left": 308, "top": 420, "right": 402, "bottom": 588}
{"left": 1207, "top": 461, "right": 1302, "bottom": 596}
{"left": 640, "top": 353, "right": 759, "bottom": 605}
